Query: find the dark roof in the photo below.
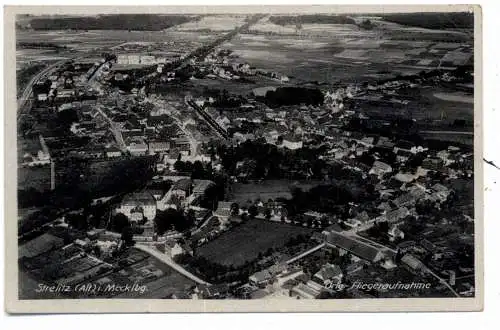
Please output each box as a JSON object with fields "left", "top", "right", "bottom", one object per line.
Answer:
{"left": 19, "top": 233, "right": 64, "bottom": 259}
{"left": 396, "top": 140, "right": 415, "bottom": 150}
{"left": 315, "top": 263, "right": 342, "bottom": 280}
{"left": 325, "top": 232, "right": 384, "bottom": 262}
{"left": 121, "top": 191, "right": 156, "bottom": 206}
{"left": 172, "top": 178, "right": 192, "bottom": 192}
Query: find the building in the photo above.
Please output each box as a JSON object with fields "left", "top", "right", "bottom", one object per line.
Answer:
{"left": 313, "top": 263, "right": 343, "bottom": 287}
{"left": 171, "top": 178, "right": 193, "bottom": 199}
{"left": 116, "top": 191, "right": 157, "bottom": 221}
{"left": 148, "top": 141, "right": 170, "bottom": 155}
{"left": 214, "top": 201, "right": 232, "bottom": 222}
{"left": 430, "top": 183, "right": 451, "bottom": 202}
{"left": 19, "top": 233, "right": 64, "bottom": 259}
{"left": 249, "top": 269, "right": 273, "bottom": 288}
{"left": 401, "top": 254, "right": 425, "bottom": 273}
{"left": 165, "top": 239, "right": 183, "bottom": 258}
{"left": 172, "top": 137, "right": 191, "bottom": 155}
{"left": 106, "top": 146, "right": 122, "bottom": 158}
{"left": 369, "top": 161, "right": 393, "bottom": 177}
{"left": 127, "top": 142, "right": 148, "bottom": 156}
{"left": 422, "top": 157, "right": 445, "bottom": 171}
{"left": 192, "top": 180, "right": 215, "bottom": 198}
{"left": 290, "top": 281, "right": 323, "bottom": 299}
{"left": 324, "top": 231, "right": 386, "bottom": 263}
{"left": 197, "top": 283, "right": 229, "bottom": 299}
{"left": 282, "top": 134, "right": 303, "bottom": 150}
{"left": 378, "top": 207, "right": 409, "bottom": 224}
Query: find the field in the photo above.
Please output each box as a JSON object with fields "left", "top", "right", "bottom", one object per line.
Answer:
{"left": 171, "top": 15, "right": 246, "bottom": 32}
{"left": 16, "top": 30, "right": 222, "bottom": 55}
{"left": 222, "top": 14, "right": 472, "bottom": 85}
{"left": 196, "top": 219, "right": 313, "bottom": 267}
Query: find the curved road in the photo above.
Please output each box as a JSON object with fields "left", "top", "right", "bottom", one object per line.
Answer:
{"left": 17, "top": 60, "right": 67, "bottom": 124}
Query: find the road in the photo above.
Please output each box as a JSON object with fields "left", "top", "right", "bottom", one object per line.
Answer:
{"left": 146, "top": 96, "right": 199, "bottom": 156}
{"left": 424, "top": 266, "right": 460, "bottom": 297}
{"left": 17, "top": 59, "right": 68, "bottom": 124}
{"left": 134, "top": 244, "right": 211, "bottom": 285}
{"left": 95, "top": 105, "right": 126, "bottom": 151}
{"left": 186, "top": 99, "right": 229, "bottom": 139}
{"left": 285, "top": 243, "right": 326, "bottom": 265}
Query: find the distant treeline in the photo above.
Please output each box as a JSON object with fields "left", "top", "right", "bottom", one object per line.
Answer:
{"left": 29, "top": 14, "right": 197, "bottom": 31}
{"left": 269, "top": 15, "right": 356, "bottom": 26}
{"left": 382, "top": 12, "right": 474, "bottom": 30}
{"left": 258, "top": 87, "right": 324, "bottom": 107}
{"left": 17, "top": 41, "right": 69, "bottom": 49}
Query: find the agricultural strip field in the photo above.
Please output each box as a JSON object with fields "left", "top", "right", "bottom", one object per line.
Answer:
{"left": 196, "top": 219, "right": 313, "bottom": 267}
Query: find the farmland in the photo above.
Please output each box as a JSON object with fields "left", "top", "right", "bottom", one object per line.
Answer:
{"left": 196, "top": 219, "right": 313, "bottom": 267}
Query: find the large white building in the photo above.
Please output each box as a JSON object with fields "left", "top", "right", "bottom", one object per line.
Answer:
{"left": 116, "top": 191, "right": 157, "bottom": 221}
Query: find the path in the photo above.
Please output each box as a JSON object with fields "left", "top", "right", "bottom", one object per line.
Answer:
{"left": 285, "top": 242, "right": 326, "bottom": 265}
{"left": 134, "top": 244, "right": 211, "bottom": 285}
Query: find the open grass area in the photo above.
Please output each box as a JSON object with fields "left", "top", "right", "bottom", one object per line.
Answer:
{"left": 196, "top": 219, "right": 313, "bottom": 267}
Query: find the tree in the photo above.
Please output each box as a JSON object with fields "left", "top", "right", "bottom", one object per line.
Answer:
{"left": 155, "top": 208, "right": 191, "bottom": 234}
{"left": 65, "top": 212, "right": 88, "bottom": 230}
{"left": 111, "top": 213, "right": 130, "bottom": 233}
{"left": 121, "top": 226, "right": 134, "bottom": 246}
{"left": 248, "top": 205, "right": 258, "bottom": 218}
{"left": 230, "top": 202, "right": 239, "bottom": 216}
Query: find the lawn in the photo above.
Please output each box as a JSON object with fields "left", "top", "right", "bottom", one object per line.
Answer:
{"left": 196, "top": 219, "right": 313, "bottom": 267}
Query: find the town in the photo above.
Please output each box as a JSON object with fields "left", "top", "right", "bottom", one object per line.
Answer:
{"left": 16, "top": 12, "right": 475, "bottom": 300}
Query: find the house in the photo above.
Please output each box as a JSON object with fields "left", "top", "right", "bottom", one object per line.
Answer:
{"left": 396, "top": 149, "right": 413, "bottom": 163}
{"left": 393, "top": 190, "right": 424, "bottom": 208}
{"left": 430, "top": 183, "right": 451, "bottom": 202}
{"left": 164, "top": 239, "right": 183, "bottom": 258}
{"left": 345, "top": 210, "right": 370, "bottom": 228}
{"left": 116, "top": 191, "right": 157, "bottom": 221}
{"left": 401, "top": 254, "right": 425, "bottom": 273}
{"left": 376, "top": 137, "right": 395, "bottom": 149}
{"left": 214, "top": 201, "right": 232, "bottom": 222}
{"left": 393, "top": 140, "right": 415, "bottom": 154}
{"left": 324, "top": 231, "right": 386, "bottom": 263}
{"left": 369, "top": 161, "right": 392, "bottom": 177}
{"left": 313, "top": 263, "right": 343, "bottom": 287}
{"left": 198, "top": 283, "right": 229, "bottom": 299}
{"left": 172, "top": 136, "right": 191, "bottom": 154}
{"left": 388, "top": 225, "right": 405, "bottom": 242}
{"left": 148, "top": 141, "right": 170, "bottom": 155}
{"left": 249, "top": 269, "right": 273, "bottom": 288}
{"left": 290, "top": 281, "right": 322, "bottom": 299}
{"left": 420, "top": 239, "right": 437, "bottom": 254}
{"left": 282, "top": 134, "right": 303, "bottom": 150}
{"left": 170, "top": 179, "right": 193, "bottom": 199}
{"left": 192, "top": 180, "right": 215, "bottom": 198}
{"left": 127, "top": 142, "right": 148, "bottom": 156}
{"left": 106, "top": 146, "right": 122, "bottom": 158}
{"left": 421, "top": 157, "right": 444, "bottom": 171}
{"left": 378, "top": 207, "right": 409, "bottom": 224}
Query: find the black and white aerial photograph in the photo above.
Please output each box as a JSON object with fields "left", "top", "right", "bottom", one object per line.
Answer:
{"left": 7, "top": 5, "right": 480, "bottom": 310}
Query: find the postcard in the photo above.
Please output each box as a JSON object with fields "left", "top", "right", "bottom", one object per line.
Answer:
{"left": 4, "top": 4, "right": 483, "bottom": 313}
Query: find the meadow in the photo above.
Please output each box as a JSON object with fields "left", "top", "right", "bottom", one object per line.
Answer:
{"left": 196, "top": 219, "right": 313, "bottom": 267}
